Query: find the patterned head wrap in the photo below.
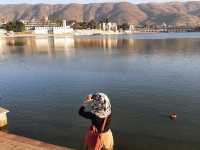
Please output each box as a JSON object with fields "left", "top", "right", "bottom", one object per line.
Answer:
{"left": 90, "top": 92, "right": 111, "bottom": 118}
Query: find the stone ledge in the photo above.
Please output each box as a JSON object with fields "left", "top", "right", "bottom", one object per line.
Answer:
{"left": 0, "top": 131, "right": 74, "bottom": 150}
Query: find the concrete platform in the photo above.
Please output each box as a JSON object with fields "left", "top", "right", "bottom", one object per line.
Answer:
{"left": 0, "top": 131, "right": 73, "bottom": 150}
{"left": 0, "top": 107, "right": 9, "bottom": 128}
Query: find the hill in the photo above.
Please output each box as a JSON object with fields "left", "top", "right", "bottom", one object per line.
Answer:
{"left": 0, "top": 1, "right": 200, "bottom": 26}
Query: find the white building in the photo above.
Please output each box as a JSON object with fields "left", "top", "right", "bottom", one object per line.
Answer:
{"left": 129, "top": 24, "right": 134, "bottom": 32}
{"left": 20, "top": 16, "right": 57, "bottom": 31}
{"left": 101, "top": 22, "right": 118, "bottom": 32}
{"left": 33, "top": 20, "right": 73, "bottom": 34}
{"left": 0, "top": 29, "right": 6, "bottom": 35}
{"left": 162, "top": 22, "right": 167, "bottom": 28}
{"left": 0, "top": 17, "right": 8, "bottom": 26}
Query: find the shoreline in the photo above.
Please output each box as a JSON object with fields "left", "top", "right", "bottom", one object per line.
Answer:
{"left": 0, "top": 30, "right": 200, "bottom": 38}
{"left": 0, "top": 29, "right": 161, "bottom": 38}
{"left": 0, "top": 31, "right": 122, "bottom": 38}
{"left": 0, "top": 33, "right": 74, "bottom": 38}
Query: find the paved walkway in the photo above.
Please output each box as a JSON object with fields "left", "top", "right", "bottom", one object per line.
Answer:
{"left": 0, "top": 131, "right": 73, "bottom": 150}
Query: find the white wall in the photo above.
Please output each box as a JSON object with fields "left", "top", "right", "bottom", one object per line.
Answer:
{"left": 0, "top": 29, "right": 6, "bottom": 35}
{"left": 33, "top": 27, "right": 49, "bottom": 34}
{"left": 53, "top": 27, "right": 73, "bottom": 34}
{"left": 33, "top": 27, "right": 73, "bottom": 34}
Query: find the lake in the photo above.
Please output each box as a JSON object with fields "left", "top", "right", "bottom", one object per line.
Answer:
{"left": 1, "top": 33, "right": 200, "bottom": 150}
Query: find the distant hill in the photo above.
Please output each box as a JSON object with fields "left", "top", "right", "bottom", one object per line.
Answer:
{"left": 0, "top": 1, "right": 200, "bottom": 26}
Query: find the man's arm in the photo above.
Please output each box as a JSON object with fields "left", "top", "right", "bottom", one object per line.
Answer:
{"left": 78, "top": 106, "right": 95, "bottom": 119}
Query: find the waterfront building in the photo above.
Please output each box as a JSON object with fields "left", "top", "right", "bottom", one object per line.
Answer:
{"left": 33, "top": 20, "right": 73, "bottom": 34}
{"left": 101, "top": 22, "right": 118, "bottom": 32}
{"left": 20, "top": 18, "right": 73, "bottom": 34}
{"left": 20, "top": 18, "right": 58, "bottom": 31}
{"left": 129, "top": 24, "right": 135, "bottom": 32}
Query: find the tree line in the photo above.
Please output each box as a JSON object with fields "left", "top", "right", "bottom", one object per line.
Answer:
{"left": 2, "top": 20, "right": 25, "bottom": 32}
{"left": 68, "top": 19, "right": 130, "bottom": 30}
{"left": 1, "top": 19, "right": 132, "bottom": 32}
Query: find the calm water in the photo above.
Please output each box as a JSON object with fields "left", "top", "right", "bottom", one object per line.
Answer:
{"left": 1, "top": 33, "right": 200, "bottom": 150}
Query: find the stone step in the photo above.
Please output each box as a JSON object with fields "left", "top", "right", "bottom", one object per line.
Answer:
{"left": 0, "top": 131, "right": 74, "bottom": 150}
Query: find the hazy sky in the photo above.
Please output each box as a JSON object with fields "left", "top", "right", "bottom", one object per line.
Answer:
{"left": 0, "top": 0, "right": 199, "bottom": 4}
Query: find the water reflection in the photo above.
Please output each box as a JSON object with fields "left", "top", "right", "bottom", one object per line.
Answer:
{"left": 1, "top": 35, "right": 200, "bottom": 60}
{"left": 0, "top": 38, "right": 9, "bottom": 61}
{"left": 0, "top": 36, "right": 75, "bottom": 59}
{"left": 74, "top": 36, "right": 200, "bottom": 56}
{"left": 35, "top": 37, "right": 56, "bottom": 57}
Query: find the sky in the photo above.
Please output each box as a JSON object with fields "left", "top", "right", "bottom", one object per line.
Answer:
{"left": 0, "top": 0, "right": 199, "bottom": 4}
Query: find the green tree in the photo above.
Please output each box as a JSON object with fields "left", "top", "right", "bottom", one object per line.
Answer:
{"left": 79, "top": 22, "right": 88, "bottom": 29}
{"left": 3, "top": 21, "right": 25, "bottom": 32}
{"left": 99, "top": 17, "right": 111, "bottom": 24}
{"left": 194, "top": 26, "right": 200, "bottom": 32}
{"left": 13, "top": 21, "right": 25, "bottom": 32}
{"left": 88, "top": 19, "right": 98, "bottom": 29}
{"left": 118, "top": 23, "right": 129, "bottom": 31}
{"left": 72, "top": 23, "right": 81, "bottom": 29}
{"left": 3, "top": 22, "right": 13, "bottom": 31}
{"left": 66, "top": 20, "right": 76, "bottom": 26}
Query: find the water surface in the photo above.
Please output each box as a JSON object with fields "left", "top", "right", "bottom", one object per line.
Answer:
{"left": 1, "top": 33, "right": 200, "bottom": 150}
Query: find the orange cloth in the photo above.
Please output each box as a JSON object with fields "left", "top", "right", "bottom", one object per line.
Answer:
{"left": 100, "top": 129, "right": 114, "bottom": 150}
{"left": 85, "top": 127, "right": 114, "bottom": 150}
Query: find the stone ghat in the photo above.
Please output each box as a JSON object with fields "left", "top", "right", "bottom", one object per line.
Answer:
{"left": 0, "top": 131, "right": 74, "bottom": 150}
